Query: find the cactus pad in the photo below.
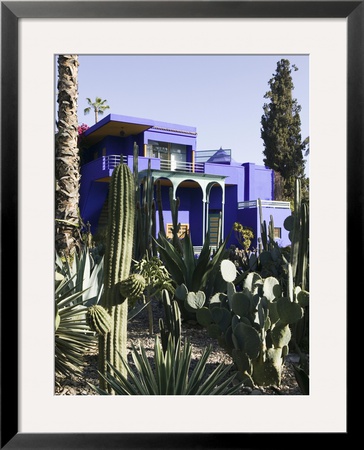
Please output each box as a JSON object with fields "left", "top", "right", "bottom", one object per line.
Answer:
{"left": 232, "top": 322, "right": 260, "bottom": 359}
{"left": 211, "top": 307, "right": 231, "bottom": 332}
{"left": 220, "top": 259, "right": 237, "bottom": 282}
{"left": 196, "top": 307, "right": 213, "bottom": 327}
{"left": 263, "top": 276, "right": 282, "bottom": 301}
{"left": 283, "top": 214, "right": 294, "bottom": 231}
{"left": 231, "top": 292, "right": 251, "bottom": 318}
{"left": 277, "top": 296, "right": 303, "bottom": 324}
{"left": 296, "top": 288, "right": 309, "bottom": 307}
{"left": 185, "top": 291, "right": 206, "bottom": 312}
{"left": 175, "top": 283, "right": 188, "bottom": 301}
{"left": 271, "top": 322, "right": 291, "bottom": 348}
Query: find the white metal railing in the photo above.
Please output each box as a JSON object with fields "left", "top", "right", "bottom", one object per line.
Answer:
{"left": 102, "top": 155, "right": 127, "bottom": 170}
{"left": 100, "top": 155, "right": 205, "bottom": 174}
{"left": 158, "top": 159, "right": 205, "bottom": 173}
{"left": 238, "top": 199, "right": 291, "bottom": 209}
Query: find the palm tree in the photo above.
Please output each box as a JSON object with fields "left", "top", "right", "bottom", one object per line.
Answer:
{"left": 84, "top": 97, "right": 110, "bottom": 123}
{"left": 55, "top": 54, "right": 82, "bottom": 257}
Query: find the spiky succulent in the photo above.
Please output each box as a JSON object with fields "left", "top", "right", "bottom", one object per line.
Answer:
{"left": 133, "top": 253, "right": 175, "bottom": 297}
{"left": 87, "top": 305, "right": 112, "bottom": 336}
{"left": 98, "top": 163, "right": 135, "bottom": 393}
{"left": 119, "top": 273, "right": 146, "bottom": 300}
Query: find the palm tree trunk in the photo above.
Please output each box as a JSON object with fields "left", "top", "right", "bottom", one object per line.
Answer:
{"left": 55, "top": 54, "right": 82, "bottom": 257}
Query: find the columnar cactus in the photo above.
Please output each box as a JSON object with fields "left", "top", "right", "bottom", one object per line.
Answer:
{"left": 134, "top": 150, "right": 157, "bottom": 261}
{"left": 283, "top": 178, "right": 309, "bottom": 361}
{"left": 169, "top": 188, "right": 183, "bottom": 253}
{"left": 159, "top": 289, "right": 181, "bottom": 354}
{"left": 156, "top": 179, "right": 166, "bottom": 238}
{"left": 284, "top": 178, "right": 309, "bottom": 291}
{"left": 98, "top": 163, "right": 135, "bottom": 393}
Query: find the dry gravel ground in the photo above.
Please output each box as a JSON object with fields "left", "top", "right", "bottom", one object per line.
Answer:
{"left": 55, "top": 300, "right": 305, "bottom": 396}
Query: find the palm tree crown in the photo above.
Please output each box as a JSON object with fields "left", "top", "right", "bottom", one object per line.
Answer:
{"left": 84, "top": 97, "right": 110, "bottom": 123}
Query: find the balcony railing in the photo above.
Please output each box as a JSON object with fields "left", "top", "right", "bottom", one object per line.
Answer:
{"left": 100, "top": 154, "right": 205, "bottom": 173}
{"left": 102, "top": 155, "right": 127, "bottom": 170}
{"left": 159, "top": 159, "right": 205, "bottom": 173}
{"left": 238, "top": 200, "right": 291, "bottom": 209}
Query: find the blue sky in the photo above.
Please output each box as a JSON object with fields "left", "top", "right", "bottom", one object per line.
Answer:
{"left": 74, "top": 54, "right": 309, "bottom": 170}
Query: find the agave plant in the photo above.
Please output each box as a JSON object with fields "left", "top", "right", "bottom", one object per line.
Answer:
{"left": 156, "top": 231, "right": 229, "bottom": 295}
{"left": 55, "top": 273, "right": 97, "bottom": 379}
{"left": 55, "top": 246, "right": 104, "bottom": 306}
{"left": 90, "top": 291, "right": 243, "bottom": 395}
{"left": 156, "top": 231, "right": 230, "bottom": 321}
{"left": 92, "top": 337, "right": 242, "bottom": 395}
{"left": 55, "top": 247, "right": 104, "bottom": 379}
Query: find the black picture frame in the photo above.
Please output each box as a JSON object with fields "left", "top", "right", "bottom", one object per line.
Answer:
{"left": 1, "top": 1, "right": 358, "bottom": 448}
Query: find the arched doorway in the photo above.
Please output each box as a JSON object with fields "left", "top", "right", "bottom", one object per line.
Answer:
{"left": 145, "top": 169, "right": 226, "bottom": 247}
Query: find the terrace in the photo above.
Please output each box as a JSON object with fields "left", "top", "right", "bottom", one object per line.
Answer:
{"left": 81, "top": 153, "right": 207, "bottom": 181}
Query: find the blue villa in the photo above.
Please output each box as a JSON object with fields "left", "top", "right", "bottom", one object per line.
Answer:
{"left": 78, "top": 114, "right": 292, "bottom": 250}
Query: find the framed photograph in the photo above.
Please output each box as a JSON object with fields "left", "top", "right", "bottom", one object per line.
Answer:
{"left": 1, "top": 1, "right": 359, "bottom": 448}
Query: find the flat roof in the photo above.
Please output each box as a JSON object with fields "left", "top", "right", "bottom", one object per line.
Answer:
{"left": 82, "top": 113, "right": 197, "bottom": 146}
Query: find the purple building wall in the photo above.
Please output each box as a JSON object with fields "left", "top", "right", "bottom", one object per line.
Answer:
{"left": 78, "top": 114, "right": 292, "bottom": 249}
{"left": 236, "top": 208, "right": 259, "bottom": 249}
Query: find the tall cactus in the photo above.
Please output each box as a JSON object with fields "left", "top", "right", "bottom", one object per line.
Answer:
{"left": 134, "top": 151, "right": 157, "bottom": 260}
{"left": 287, "top": 178, "right": 309, "bottom": 291}
{"left": 170, "top": 190, "right": 184, "bottom": 254}
{"left": 98, "top": 162, "right": 135, "bottom": 393}
{"left": 283, "top": 178, "right": 309, "bottom": 355}
{"left": 156, "top": 179, "right": 166, "bottom": 238}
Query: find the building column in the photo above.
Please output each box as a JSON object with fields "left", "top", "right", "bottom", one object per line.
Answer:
{"left": 221, "top": 192, "right": 225, "bottom": 242}
{"left": 202, "top": 199, "right": 206, "bottom": 240}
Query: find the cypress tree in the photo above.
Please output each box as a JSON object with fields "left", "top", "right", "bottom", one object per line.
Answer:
{"left": 261, "top": 59, "right": 309, "bottom": 201}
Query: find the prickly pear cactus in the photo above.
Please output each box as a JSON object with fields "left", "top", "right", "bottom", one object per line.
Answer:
{"left": 98, "top": 163, "right": 135, "bottom": 393}
{"left": 188, "top": 259, "right": 308, "bottom": 388}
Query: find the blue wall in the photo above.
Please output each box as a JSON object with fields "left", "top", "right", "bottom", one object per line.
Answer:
{"left": 78, "top": 114, "right": 291, "bottom": 249}
{"left": 81, "top": 135, "right": 145, "bottom": 164}
{"left": 237, "top": 208, "right": 259, "bottom": 249}
{"left": 242, "top": 163, "right": 274, "bottom": 201}
{"left": 237, "top": 206, "right": 291, "bottom": 249}
{"left": 82, "top": 181, "right": 109, "bottom": 232}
